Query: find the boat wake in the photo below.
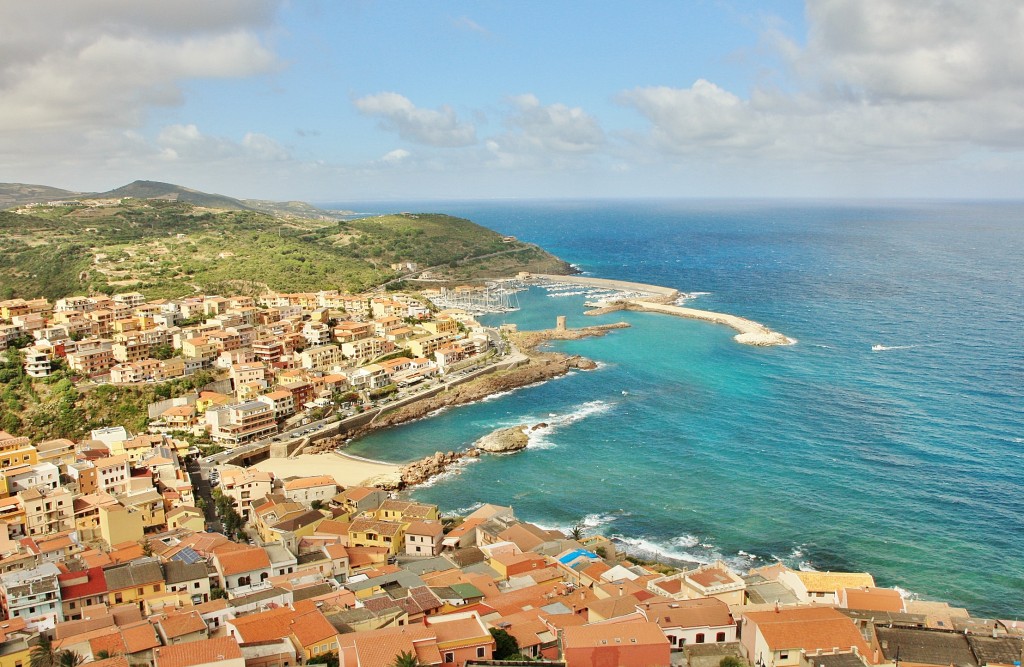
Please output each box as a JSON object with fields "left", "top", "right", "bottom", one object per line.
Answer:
{"left": 872, "top": 344, "right": 918, "bottom": 352}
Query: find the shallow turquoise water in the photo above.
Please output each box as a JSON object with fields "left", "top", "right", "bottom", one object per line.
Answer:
{"left": 337, "top": 200, "right": 1024, "bottom": 617}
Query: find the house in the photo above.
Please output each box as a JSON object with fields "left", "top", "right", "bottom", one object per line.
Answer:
{"left": 648, "top": 561, "right": 746, "bottom": 606}
{"left": 18, "top": 486, "right": 74, "bottom": 537}
{"left": 104, "top": 559, "right": 166, "bottom": 610}
{"left": 777, "top": 569, "right": 875, "bottom": 605}
{"left": 153, "top": 636, "right": 245, "bottom": 667}
{"left": 206, "top": 402, "right": 277, "bottom": 446}
{"left": 212, "top": 545, "right": 272, "bottom": 591}
{"left": 163, "top": 560, "right": 212, "bottom": 607}
{"left": 57, "top": 567, "right": 108, "bottom": 621}
{"left": 348, "top": 518, "right": 406, "bottom": 556}
{"left": 282, "top": 475, "right": 337, "bottom": 506}
{"left": 427, "top": 610, "right": 496, "bottom": 665}
{"left": 0, "top": 563, "right": 63, "bottom": 631}
{"left": 739, "top": 606, "right": 874, "bottom": 667}
{"left": 637, "top": 598, "right": 736, "bottom": 650}
{"left": 218, "top": 467, "right": 274, "bottom": 521}
{"left": 561, "top": 619, "right": 670, "bottom": 667}
{"left": 166, "top": 506, "right": 206, "bottom": 532}
{"left": 153, "top": 609, "right": 209, "bottom": 645}
{"left": 405, "top": 520, "right": 445, "bottom": 558}
{"left": 838, "top": 587, "right": 905, "bottom": 613}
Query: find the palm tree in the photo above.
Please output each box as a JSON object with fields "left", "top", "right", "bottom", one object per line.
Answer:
{"left": 56, "top": 651, "right": 85, "bottom": 667}
{"left": 569, "top": 523, "right": 585, "bottom": 541}
{"left": 390, "top": 651, "right": 422, "bottom": 667}
{"left": 94, "top": 651, "right": 111, "bottom": 661}
{"left": 30, "top": 635, "right": 57, "bottom": 667}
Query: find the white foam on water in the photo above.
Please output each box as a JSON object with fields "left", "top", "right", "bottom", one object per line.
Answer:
{"left": 415, "top": 456, "right": 480, "bottom": 488}
{"left": 525, "top": 399, "right": 616, "bottom": 450}
{"left": 892, "top": 585, "right": 920, "bottom": 601}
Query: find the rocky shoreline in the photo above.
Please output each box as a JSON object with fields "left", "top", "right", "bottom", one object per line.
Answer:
{"left": 391, "top": 423, "right": 537, "bottom": 489}
{"left": 318, "top": 322, "right": 627, "bottom": 468}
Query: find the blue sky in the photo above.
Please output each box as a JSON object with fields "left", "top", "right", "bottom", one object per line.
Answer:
{"left": 2, "top": 1, "right": 1022, "bottom": 201}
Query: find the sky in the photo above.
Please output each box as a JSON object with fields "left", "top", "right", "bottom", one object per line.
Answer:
{"left": 2, "top": 0, "right": 1024, "bottom": 202}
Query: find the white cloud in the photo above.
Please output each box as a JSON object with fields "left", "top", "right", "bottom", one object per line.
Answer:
{"left": 620, "top": 0, "right": 1024, "bottom": 167}
{"left": 452, "top": 16, "right": 490, "bottom": 37}
{"left": 354, "top": 93, "right": 477, "bottom": 147}
{"left": 504, "top": 94, "right": 605, "bottom": 154}
{"left": 380, "top": 149, "right": 412, "bottom": 164}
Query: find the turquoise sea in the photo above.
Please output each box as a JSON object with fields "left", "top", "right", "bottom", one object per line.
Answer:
{"left": 329, "top": 200, "right": 1023, "bottom": 618}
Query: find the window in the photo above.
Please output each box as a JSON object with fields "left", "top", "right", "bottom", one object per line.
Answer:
{"left": 696, "top": 633, "right": 705, "bottom": 644}
{"left": 444, "top": 653, "right": 454, "bottom": 664}
{"left": 717, "top": 632, "right": 727, "bottom": 642}
{"left": 477, "top": 647, "right": 486, "bottom": 658}
{"left": 194, "top": 582, "right": 200, "bottom": 589}
{"left": 780, "top": 653, "right": 789, "bottom": 661}
{"left": 153, "top": 585, "right": 160, "bottom": 592}
{"left": 69, "top": 601, "right": 76, "bottom": 609}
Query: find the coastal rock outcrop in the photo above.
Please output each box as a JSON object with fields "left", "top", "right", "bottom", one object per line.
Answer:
{"left": 396, "top": 423, "right": 536, "bottom": 488}
{"left": 474, "top": 425, "right": 529, "bottom": 453}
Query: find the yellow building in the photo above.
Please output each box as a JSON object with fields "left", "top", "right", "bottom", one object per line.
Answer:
{"left": 0, "top": 434, "right": 37, "bottom": 470}
{"left": 348, "top": 518, "right": 406, "bottom": 556}
{"left": 166, "top": 506, "right": 205, "bottom": 532}
{"left": 0, "top": 617, "right": 32, "bottom": 667}
{"left": 98, "top": 503, "right": 144, "bottom": 548}
{"left": 374, "top": 499, "right": 439, "bottom": 523}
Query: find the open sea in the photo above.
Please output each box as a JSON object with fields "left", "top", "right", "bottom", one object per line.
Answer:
{"left": 329, "top": 199, "right": 1023, "bottom": 618}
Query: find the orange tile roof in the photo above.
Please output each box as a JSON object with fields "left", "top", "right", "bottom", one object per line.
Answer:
{"left": 121, "top": 621, "right": 161, "bottom": 653}
{"left": 653, "top": 578, "right": 683, "bottom": 594}
{"left": 562, "top": 619, "right": 669, "bottom": 649}
{"left": 427, "top": 614, "right": 491, "bottom": 648}
{"left": 283, "top": 475, "right": 337, "bottom": 491}
{"left": 289, "top": 609, "right": 337, "bottom": 647}
{"left": 340, "top": 625, "right": 438, "bottom": 667}
{"left": 744, "top": 607, "right": 874, "bottom": 660}
{"left": 842, "top": 587, "right": 905, "bottom": 613}
{"left": 154, "top": 636, "right": 242, "bottom": 667}
{"left": 88, "top": 630, "right": 127, "bottom": 657}
{"left": 156, "top": 610, "right": 207, "bottom": 639}
{"left": 230, "top": 607, "right": 296, "bottom": 643}
{"left": 641, "top": 598, "right": 734, "bottom": 629}
{"left": 215, "top": 545, "right": 271, "bottom": 575}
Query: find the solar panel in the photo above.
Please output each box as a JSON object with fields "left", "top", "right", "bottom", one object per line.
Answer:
{"left": 172, "top": 546, "right": 202, "bottom": 565}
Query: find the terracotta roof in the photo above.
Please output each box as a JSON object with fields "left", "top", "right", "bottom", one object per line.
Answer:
{"left": 641, "top": 598, "right": 734, "bottom": 629}
{"left": 653, "top": 578, "right": 683, "bottom": 594}
{"left": 121, "top": 621, "right": 161, "bottom": 653}
{"left": 154, "top": 636, "right": 242, "bottom": 667}
{"left": 90, "top": 657, "right": 130, "bottom": 667}
{"left": 230, "top": 607, "right": 296, "bottom": 643}
{"left": 562, "top": 619, "right": 669, "bottom": 649}
{"left": 289, "top": 609, "right": 338, "bottom": 646}
{"left": 428, "top": 613, "right": 491, "bottom": 648}
{"left": 340, "top": 625, "right": 438, "bottom": 667}
{"left": 156, "top": 610, "right": 207, "bottom": 639}
{"left": 88, "top": 631, "right": 128, "bottom": 657}
{"left": 283, "top": 475, "right": 337, "bottom": 491}
{"left": 744, "top": 607, "right": 874, "bottom": 658}
{"left": 215, "top": 545, "right": 271, "bottom": 575}
{"left": 842, "top": 587, "right": 905, "bottom": 613}
{"left": 405, "top": 520, "right": 444, "bottom": 537}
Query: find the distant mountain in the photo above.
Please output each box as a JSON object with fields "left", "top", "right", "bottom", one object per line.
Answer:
{"left": 0, "top": 183, "right": 84, "bottom": 208}
{"left": 93, "top": 180, "right": 250, "bottom": 210}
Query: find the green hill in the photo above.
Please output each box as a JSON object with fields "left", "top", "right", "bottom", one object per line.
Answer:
{"left": 0, "top": 185, "right": 570, "bottom": 301}
{"left": 0, "top": 183, "right": 84, "bottom": 208}
{"left": 93, "top": 180, "right": 252, "bottom": 210}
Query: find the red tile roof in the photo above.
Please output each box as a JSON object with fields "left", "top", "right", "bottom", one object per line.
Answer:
{"left": 154, "top": 636, "right": 243, "bottom": 667}
{"left": 58, "top": 567, "right": 108, "bottom": 599}
{"left": 215, "top": 545, "right": 271, "bottom": 575}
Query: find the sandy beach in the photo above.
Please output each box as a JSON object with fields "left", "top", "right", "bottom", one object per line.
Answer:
{"left": 252, "top": 452, "right": 401, "bottom": 488}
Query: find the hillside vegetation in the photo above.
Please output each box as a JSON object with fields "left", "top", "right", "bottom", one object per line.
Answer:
{"left": 0, "top": 182, "right": 570, "bottom": 300}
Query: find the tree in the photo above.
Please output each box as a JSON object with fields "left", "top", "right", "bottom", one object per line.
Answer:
{"left": 490, "top": 628, "right": 520, "bottom": 660}
{"left": 94, "top": 651, "right": 111, "bottom": 661}
{"left": 390, "top": 651, "right": 421, "bottom": 667}
{"left": 30, "top": 635, "right": 57, "bottom": 667}
{"left": 210, "top": 586, "right": 227, "bottom": 600}
{"left": 57, "top": 651, "right": 85, "bottom": 667}
{"left": 306, "top": 653, "right": 339, "bottom": 667}
{"left": 569, "top": 523, "right": 584, "bottom": 541}
{"left": 720, "top": 657, "right": 743, "bottom": 667}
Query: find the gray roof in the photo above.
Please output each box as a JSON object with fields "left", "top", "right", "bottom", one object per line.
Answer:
{"left": 104, "top": 560, "right": 164, "bottom": 590}
{"left": 227, "top": 586, "right": 289, "bottom": 607}
{"left": 163, "top": 560, "right": 209, "bottom": 585}
{"left": 344, "top": 569, "right": 424, "bottom": 593}
{"left": 966, "top": 635, "right": 1024, "bottom": 666}
{"left": 876, "top": 627, "right": 978, "bottom": 667}
{"left": 459, "top": 562, "right": 501, "bottom": 579}
{"left": 804, "top": 653, "right": 868, "bottom": 667}
{"left": 744, "top": 580, "right": 801, "bottom": 606}
{"left": 292, "top": 582, "right": 335, "bottom": 602}
{"left": 399, "top": 555, "right": 457, "bottom": 576}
